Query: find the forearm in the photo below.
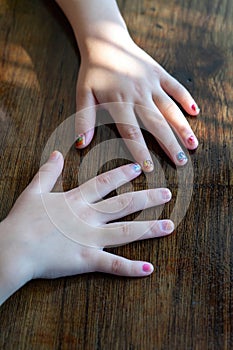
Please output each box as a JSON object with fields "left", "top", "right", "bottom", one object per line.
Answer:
{"left": 55, "top": 0, "right": 131, "bottom": 56}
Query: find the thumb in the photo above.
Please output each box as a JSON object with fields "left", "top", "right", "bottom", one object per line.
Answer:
{"left": 75, "top": 86, "right": 96, "bottom": 149}
{"left": 27, "top": 151, "right": 64, "bottom": 194}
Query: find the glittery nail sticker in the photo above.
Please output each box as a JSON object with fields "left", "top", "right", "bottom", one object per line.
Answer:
{"left": 75, "top": 134, "right": 85, "bottom": 148}
{"left": 143, "top": 159, "right": 153, "bottom": 170}
{"left": 176, "top": 151, "right": 187, "bottom": 162}
{"left": 131, "top": 163, "right": 141, "bottom": 172}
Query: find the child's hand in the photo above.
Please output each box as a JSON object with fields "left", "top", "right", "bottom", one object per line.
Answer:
{"left": 75, "top": 37, "right": 199, "bottom": 171}
{"left": 0, "top": 151, "right": 174, "bottom": 305}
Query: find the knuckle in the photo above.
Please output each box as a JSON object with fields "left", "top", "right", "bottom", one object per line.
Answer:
{"left": 111, "top": 259, "right": 123, "bottom": 274}
{"left": 109, "top": 91, "right": 127, "bottom": 103}
{"left": 80, "top": 247, "right": 91, "bottom": 261}
{"left": 177, "top": 124, "right": 190, "bottom": 135}
{"left": 120, "top": 223, "right": 131, "bottom": 238}
{"left": 124, "top": 126, "right": 141, "bottom": 140}
{"left": 118, "top": 194, "right": 134, "bottom": 212}
{"left": 150, "top": 222, "right": 159, "bottom": 235}
{"left": 166, "top": 140, "right": 177, "bottom": 150}
{"left": 116, "top": 92, "right": 127, "bottom": 102}
{"left": 146, "top": 189, "right": 156, "bottom": 204}
{"left": 78, "top": 207, "right": 91, "bottom": 222}
{"left": 173, "top": 81, "right": 186, "bottom": 95}
{"left": 65, "top": 188, "right": 81, "bottom": 202}
{"left": 96, "top": 173, "right": 112, "bottom": 186}
{"left": 76, "top": 113, "right": 87, "bottom": 124}
{"left": 118, "top": 195, "right": 129, "bottom": 208}
{"left": 163, "top": 102, "right": 175, "bottom": 115}
{"left": 151, "top": 112, "right": 165, "bottom": 128}
{"left": 134, "top": 81, "right": 144, "bottom": 98}
{"left": 152, "top": 65, "right": 163, "bottom": 78}
{"left": 75, "top": 113, "right": 92, "bottom": 131}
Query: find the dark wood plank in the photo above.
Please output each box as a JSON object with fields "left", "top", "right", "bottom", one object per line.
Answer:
{"left": 0, "top": 0, "right": 232, "bottom": 349}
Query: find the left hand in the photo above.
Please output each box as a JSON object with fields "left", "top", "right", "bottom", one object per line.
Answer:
{"left": 75, "top": 36, "right": 199, "bottom": 171}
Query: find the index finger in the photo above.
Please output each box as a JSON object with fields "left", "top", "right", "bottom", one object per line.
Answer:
{"left": 72, "top": 163, "right": 142, "bottom": 204}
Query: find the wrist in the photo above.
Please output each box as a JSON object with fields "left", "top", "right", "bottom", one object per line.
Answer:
{"left": 0, "top": 218, "right": 33, "bottom": 305}
{"left": 56, "top": 0, "right": 132, "bottom": 58}
{"left": 77, "top": 25, "right": 132, "bottom": 61}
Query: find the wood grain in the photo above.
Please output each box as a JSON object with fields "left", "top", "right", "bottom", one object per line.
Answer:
{"left": 0, "top": 0, "right": 232, "bottom": 349}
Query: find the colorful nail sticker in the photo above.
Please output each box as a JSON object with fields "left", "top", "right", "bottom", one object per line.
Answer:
{"left": 143, "top": 159, "right": 153, "bottom": 170}
{"left": 132, "top": 163, "right": 141, "bottom": 172}
{"left": 75, "top": 134, "right": 85, "bottom": 148}
{"left": 176, "top": 151, "right": 187, "bottom": 162}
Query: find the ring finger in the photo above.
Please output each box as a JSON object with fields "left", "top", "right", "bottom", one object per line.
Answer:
{"left": 135, "top": 102, "right": 188, "bottom": 166}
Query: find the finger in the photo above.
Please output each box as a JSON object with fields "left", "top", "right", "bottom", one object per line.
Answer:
{"left": 161, "top": 72, "right": 200, "bottom": 116}
{"left": 75, "top": 86, "right": 96, "bottom": 149}
{"left": 27, "top": 151, "right": 64, "bottom": 194}
{"left": 92, "top": 250, "right": 154, "bottom": 277}
{"left": 93, "top": 188, "right": 172, "bottom": 222}
{"left": 97, "top": 220, "right": 174, "bottom": 247}
{"left": 135, "top": 103, "right": 189, "bottom": 166}
{"left": 152, "top": 89, "right": 199, "bottom": 151}
{"left": 108, "top": 104, "right": 154, "bottom": 172}
{"left": 74, "top": 163, "right": 142, "bottom": 204}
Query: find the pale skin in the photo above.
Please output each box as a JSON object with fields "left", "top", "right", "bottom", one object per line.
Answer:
{"left": 0, "top": 151, "right": 174, "bottom": 306}
{"left": 56, "top": 0, "right": 200, "bottom": 171}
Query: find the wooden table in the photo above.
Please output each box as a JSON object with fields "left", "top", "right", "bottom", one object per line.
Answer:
{"left": 0, "top": 0, "right": 232, "bottom": 349}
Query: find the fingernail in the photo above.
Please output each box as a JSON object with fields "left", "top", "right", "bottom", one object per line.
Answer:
{"left": 75, "top": 134, "right": 86, "bottom": 148}
{"left": 162, "top": 189, "right": 171, "bottom": 200}
{"left": 187, "top": 135, "right": 195, "bottom": 145}
{"left": 50, "top": 151, "right": 60, "bottom": 160}
{"left": 142, "top": 263, "right": 153, "bottom": 273}
{"left": 161, "top": 221, "right": 174, "bottom": 233}
{"left": 131, "top": 163, "right": 141, "bottom": 172}
{"left": 191, "top": 103, "right": 200, "bottom": 113}
{"left": 176, "top": 151, "right": 187, "bottom": 163}
{"left": 142, "top": 159, "right": 154, "bottom": 172}
{"left": 187, "top": 135, "right": 198, "bottom": 147}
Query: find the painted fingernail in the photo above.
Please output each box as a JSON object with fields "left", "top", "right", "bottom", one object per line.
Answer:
{"left": 50, "top": 150, "right": 60, "bottom": 160}
{"left": 131, "top": 163, "right": 141, "bottom": 172}
{"left": 187, "top": 135, "right": 195, "bottom": 145}
{"left": 143, "top": 159, "right": 154, "bottom": 171}
{"left": 176, "top": 151, "right": 187, "bottom": 163}
{"left": 75, "top": 134, "right": 86, "bottom": 148}
{"left": 191, "top": 103, "right": 200, "bottom": 113}
{"left": 161, "top": 221, "right": 174, "bottom": 233}
{"left": 142, "top": 263, "right": 153, "bottom": 273}
{"left": 162, "top": 189, "right": 172, "bottom": 200}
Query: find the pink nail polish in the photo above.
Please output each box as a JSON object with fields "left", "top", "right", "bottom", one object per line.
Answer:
{"left": 191, "top": 104, "right": 200, "bottom": 113}
{"left": 142, "top": 263, "right": 152, "bottom": 272}
{"left": 188, "top": 135, "right": 195, "bottom": 145}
